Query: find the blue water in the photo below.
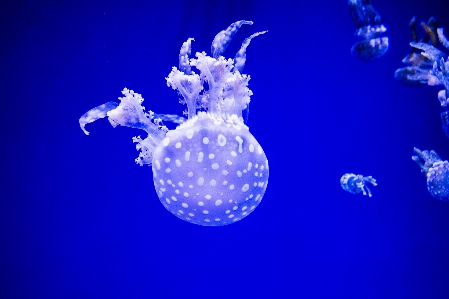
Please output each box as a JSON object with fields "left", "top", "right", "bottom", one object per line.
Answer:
{"left": 2, "top": 0, "right": 449, "bottom": 298}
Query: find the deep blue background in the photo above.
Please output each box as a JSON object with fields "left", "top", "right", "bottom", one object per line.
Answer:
{"left": 2, "top": 0, "right": 449, "bottom": 298}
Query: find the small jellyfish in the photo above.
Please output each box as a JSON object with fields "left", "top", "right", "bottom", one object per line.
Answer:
{"left": 348, "top": 0, "right": 389, "bottom": 61}
{"left": 412, "top": 147, "right": 449, "bottom": 201}
{"left": 395, "top": 17, "right": 441, "bottom": 86}
{"left": 340, "top": 173, "right": 377, "bottom": 197}
{"left": 79, "top": 21, "right": 268, "bottom": 226}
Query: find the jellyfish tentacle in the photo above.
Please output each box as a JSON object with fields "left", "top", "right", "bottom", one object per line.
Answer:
{"left": 211, "top": 20, "right": 253, "bottom": 59}
{"left": 152, "top": 113, "right": 186, "bottom": 124}
{"left": 349, "top": 0, "right": 382, "bottom": 30}
{"left": 79, "top": 101, "right": 119, "bottom": 135}
{"left": 166, "top": 66, "right": 203, "bottom": 119}
{"left": 437, "top": 28, "right": 449, "bottom": 50}
{"left": 179, "top": 38, "right": 194, "bottom": 74}
{"left": 234, "top": 31, "right": 267, "bottom": 73}
{"left": 412, "top": 147, "right": 442, "bottom": 175}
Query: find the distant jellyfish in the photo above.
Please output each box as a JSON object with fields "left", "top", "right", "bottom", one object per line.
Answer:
{"left": 412, "top": 147, "right": 449, "bottom": 201}
{"left": 340, "top": 173, "right": 377, "bottom": 197}
{"left": 79, "top": 21, "right": 268, "bottom": 226}
{"left": 348, "top": 0, "right": 389, "bottom": 61}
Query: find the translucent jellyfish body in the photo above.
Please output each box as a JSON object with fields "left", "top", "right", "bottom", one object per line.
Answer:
{"left": 348, "top": 0, "right": 389, "bottom": 61}
{"left": 412, "top": 148, "right": 449, "bottom": 201}
{"left": 79, "top": 21, "right": 268, "bottom": 226}
{"left": 340, "top": 173, "right": 377, "bottom": 197}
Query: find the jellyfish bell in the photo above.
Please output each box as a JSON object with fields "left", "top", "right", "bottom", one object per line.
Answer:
{"left": 153, "top": 114, "right": 268, "bottom": 225}
{"left": 79, "top": 21, "right": 269, "bottom": 226}
{"left": 351, "top": 36, "right": 389, "bottom": 62}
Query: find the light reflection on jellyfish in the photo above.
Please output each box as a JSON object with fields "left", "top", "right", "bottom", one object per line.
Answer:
{"left": 79, "top": 21, "right": 269, "bottom": 226}
{"left": 348, "top": 0, "right": 389, "bottom": 61}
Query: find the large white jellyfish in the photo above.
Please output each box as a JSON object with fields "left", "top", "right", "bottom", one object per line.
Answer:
{"left": 79, "top": 21, "right": 269, "bottom": 226}
{"left": 412, "top": 147, "right": 449, "bottom": 201}
{"left": 340, "top": 173, "right": 377, "bottom": 197}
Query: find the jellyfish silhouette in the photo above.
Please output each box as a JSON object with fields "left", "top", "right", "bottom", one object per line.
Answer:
{"left": 79, "top": 21, "right": 268, "bottom": 226}
{"left": 412, "top": 147, "right": 449, "bottom": 201}
{"left": 348, "top": 0, "right": 389, "bottom": 61}
{"left": 340, "top": 173, "right": 377, "bottom": 197}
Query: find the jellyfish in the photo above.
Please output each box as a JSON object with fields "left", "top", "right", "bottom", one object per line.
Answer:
{"left": 394, "top": 17, "right": 442, "bottom": 86}
{"left": 412, "top": 147, "right": 449, "bottom": 201}
{"left": 340, "top": 173, "right": 377, "bottom": 197}
{"left": 348, "top": 0, "right": 389, "bottom": 61}
{"left": 79, "top": 21, "right": 268, "bottom": 226}
{"left": 396, "top": 22, "right": 449, "bottom": 138}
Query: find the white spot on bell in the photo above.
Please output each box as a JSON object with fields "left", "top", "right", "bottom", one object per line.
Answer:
{"left": 242, "top": 184, "right": 249, "bottom": 192}
{"left": 186, "top": 129, "right": 194, "bottom": 139}
{"left": 163, "top": 137, "right": 170, "bottom": 146}
{"left": 218, "top": 134, "right": 226, "bottom": 146}
{"left": 203, "top": 137, "right": 209, "bottom": 144}
{"left": 236, "top": 136, "right": 243, "bottom": 153}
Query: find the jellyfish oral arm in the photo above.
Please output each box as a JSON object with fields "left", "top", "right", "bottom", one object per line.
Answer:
{"left": 79, "top": 101, "right": 119, "bottom": 135}
{"left": 412, "top": 147, "right": 442, "bottom": 175}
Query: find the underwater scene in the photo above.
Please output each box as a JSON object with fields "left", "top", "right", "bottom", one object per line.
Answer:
{"left": 2, "top": 0, "right": 449, "bottom": 297}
